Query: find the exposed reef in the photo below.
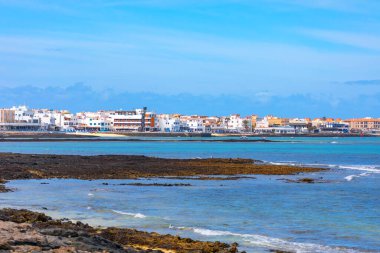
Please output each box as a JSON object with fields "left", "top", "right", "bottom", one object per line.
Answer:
{"left": 0, "top": 208, "right": 239, "bottom": 253}
{"left": 0, "top": 179, "right": 11, "bottom": 193}
{"left": 0, "top": 153, "right": 324, "bottom": 181}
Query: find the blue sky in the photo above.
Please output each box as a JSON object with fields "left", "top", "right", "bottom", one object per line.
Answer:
{"left": 0, "top": 0, "right": 380, "bottom": 117}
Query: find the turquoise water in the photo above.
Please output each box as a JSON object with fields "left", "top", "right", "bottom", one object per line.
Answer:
{"left": 0, "top": 137, "right": 379, "bottom": 166}
{"left": 1, "top": 137, "right": 380, "bottom": 252}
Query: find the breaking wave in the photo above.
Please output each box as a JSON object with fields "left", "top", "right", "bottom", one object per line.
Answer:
{"left": 169, "top": 226, "right": 363, "bottom": 253}
{"left": 267, "top": 161, "right": 380, "bottom": 181}
{"left": 344, "top": 172, "right": 372, "bottom": 181}
{"left": 336, "top": 165, "right": 380, "bottom": 173}
{"left": 111, "top": 209, "right": 147, "bottom": 218}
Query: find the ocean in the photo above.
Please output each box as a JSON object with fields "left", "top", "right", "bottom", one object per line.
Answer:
{"left": 1, "top": 137, "right": 379, "bottom": 252}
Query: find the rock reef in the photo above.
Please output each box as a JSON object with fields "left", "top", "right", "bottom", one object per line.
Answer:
{"left": 0, "top": 153, "right": 324, "bottom": 180}
{"left": 0, "top": 208, "right": 238, "bottom": 253}
{"left": 0, "top": 179, "right": 11, "bottom": 193}
{"left": 0, "top": 154, "right": 326, "bottom": 252}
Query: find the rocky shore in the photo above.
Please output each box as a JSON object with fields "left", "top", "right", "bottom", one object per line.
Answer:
{"left": 0, "top": 154, "right": 325, "bottom": 252}
{"left": 0, "top": 208, "right": 238, "bottom": 253}
{"left": 0, "top": 153, "right": 324, "bottom": 180}
{"left": 0, "top": 179, "right": 11, "bottom": 193}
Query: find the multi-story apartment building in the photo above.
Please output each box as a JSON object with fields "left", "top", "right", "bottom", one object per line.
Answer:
{"left": 181, "top": 116, "right": 204, "bottom": 132}
{"left": 255, "top": 117, "right": 269, "bottom": 129}
{"left": 0, "top": 106, "right": 40, "bottom": 130}
{"left": 54, "top": 111, "right": 77, "bottom": 131}
{"left": 288, "top": 118, "right": 310, "bottom": 133}
{"left": 227, "top": 114, "right": 244, "bottom": 132}
{"left": 11, "top": 106, "right": 39, "bottom": 124}
{"left": 33, "top": 109, "right": 57, "bottom": 130}
{"left": 156, "top": 114, "right": 183, "bottom": 132}
{"left": 75, "top": 112, "right": 111, "bottom": 131}
{"left": 203, "top": 116, "right": 223, "bottom": 133}
{"left": 344, "top": 118, "right": 380, "bottom": 131}
{"left": 109, "top": 109, "right": 156, "bottom": 131}
{"left": 266, "top": 115, "right": 289, "bottom": 127}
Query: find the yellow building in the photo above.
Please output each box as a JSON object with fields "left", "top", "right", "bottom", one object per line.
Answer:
{"left": 344, "top": 118, "right": 380, "bottom": 130}
{"left": 266, "top": 116, "right": 288, "bottom": 127}
{"left": 251, "top": 115, "right": 258, "bottom": 129}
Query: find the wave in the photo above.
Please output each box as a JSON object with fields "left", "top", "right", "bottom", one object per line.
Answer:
{"left": 268, "top": 161, "right": 380, "bottom": 172}
{"left": 267, "top": 161, "right": 380, "bottom": 181}
{"left": 169, "top": 226, "right": 362, "bottom": 253}
{"left": 337, "top": 165, "right": 379, "bottom": 181}
{"left": 269, "top": 162, "right": 298, "bottom": 166}
{"left": 111, "top": 209, "right": 147, "bottom": 218}
{"left": 344, "top": 172, "right": 372, "bottom": 181}
{"left": 337, "top": 165, "right": 380, "bottom": 173}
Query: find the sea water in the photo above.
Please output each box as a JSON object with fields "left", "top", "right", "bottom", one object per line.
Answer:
{"left": 0, "top": 137, "right": 379, "bottom": 252}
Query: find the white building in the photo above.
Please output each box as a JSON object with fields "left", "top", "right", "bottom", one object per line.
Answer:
{"left": 54, "top": 111, "right": 77, "bottom": 131}
{"left": 157, "top": 114, "right": 182, "bottom": 132}
{"left": 108, "top": 109, "right": 156, "bottom": 132}
{"left": 11, "top": 106, "right": 38, "bottom": 124}
{"left": 33, "top": 109, "right": 57, "bottom": 130}
{"left": 255, "top": 117, "right": 269, "bottom": 129}
{"left": 226, "top": 114, "right": 244, "bottom": 132}
{"left": 254, "top": 126, "right": 296, "bottom": 134}
{"left": 74, "top": 111, "right": 111, "bottom": 131}
{"left": 1, "top": 106, "right": 41, "bottom": 130}
{"left": 187, "top": 119, "right": 203, "bottom": 132}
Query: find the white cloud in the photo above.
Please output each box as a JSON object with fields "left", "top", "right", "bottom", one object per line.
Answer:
{"left": 1, "top": 28, "right": 380, "bottom": 95}
{"left": 300, "top": 29, "right": 380, "bottom": 52}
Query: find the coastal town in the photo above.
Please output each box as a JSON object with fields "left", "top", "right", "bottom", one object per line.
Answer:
{"left": 0, "top": 105, "right": 379, "bottom": 135}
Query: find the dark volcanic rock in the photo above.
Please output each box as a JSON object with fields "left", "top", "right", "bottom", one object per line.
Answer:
{"left": 282, "top": 177, "right": 330, "bottom": 184}
{"left": 0, "top": 179, "right": 11, "bottom": 193}
{"left": 0, "top": 153, "right": 324, "bottom": 181}
{"left": 0, "top": 208, "right": 239, "bottom": 253}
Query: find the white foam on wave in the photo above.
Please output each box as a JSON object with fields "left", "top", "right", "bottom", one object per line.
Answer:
{"left": 344, "top": 175, "right": 357, "bottom": 181}
{"left": 267, "top": 161, "right": 380, "bottom": 181}
{"left": 338, "top": 165, "right": 380, "bottom": 173}
{"left": 338, "top": 165, "right": 380, "bottom": 181}
{"left": 344, "top": 172, "right": 372, "bottom": 181}
{"left": 169, "top": 226, "right": 362, "bottom": 253}
{"left": 111, "top": 209, "right": 147, "bottom": 218}
{"left": 269, "top": 162, "right": 298, "bottom": 166}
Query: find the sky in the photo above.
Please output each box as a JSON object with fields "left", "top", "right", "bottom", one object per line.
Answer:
{"left": 0, "top": 0, "right": 380, "bottom": 117}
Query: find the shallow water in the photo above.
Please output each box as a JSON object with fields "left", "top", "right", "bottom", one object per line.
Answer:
{"left": 0, "top": 137, "right": 379, "bottom": 166}
{"left": 1, "top": 137, "right": 380, "bottom": 252}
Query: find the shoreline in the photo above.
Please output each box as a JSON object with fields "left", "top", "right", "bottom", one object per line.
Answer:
{"left": 0, "top": 208, "right": 238, "bottom": 253}
{"left": 0, "top": 131, "right": 378, "bottom": 140}
{"left": 0, "top": 154, "right": 317, "bottom": 252}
